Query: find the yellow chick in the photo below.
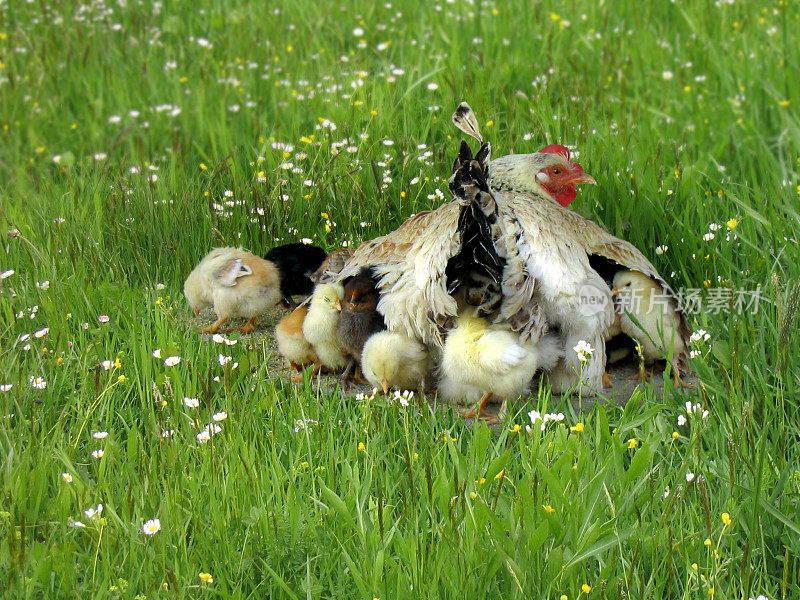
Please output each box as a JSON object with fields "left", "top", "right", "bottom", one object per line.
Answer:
{"left": 302, "top": 283, "right": 348, "bottom": 375}
{"left": 361, "top": 331, "right": 430, "bottom": 394}
{"left": 186, "top": 247, "right": 282, "bottom": 334}
{"left": 611, "top": 270, "right": 689, "bottom": 385}
{"left": 439, "top": 313, "right": 562, "bottom": 422}
{"left": 275, "top": 305, "right": 317, "bottom": 382}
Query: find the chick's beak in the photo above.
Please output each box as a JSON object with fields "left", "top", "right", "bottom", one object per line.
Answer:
{"left": 331, "top": 299, "right": 342, "bottom": 311}
{"left": 381, "top": 379, "right": 389, "bottom": 395}
{"left": 571, "top": 172, "right": 597, "bottom": 186}
{"left": 610, "top": 287, "right": 620, "bottom": 297}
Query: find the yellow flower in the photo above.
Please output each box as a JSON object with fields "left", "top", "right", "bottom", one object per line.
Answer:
{"left": 721, "top": 512, "right": 731, "bottom": 526}
{"left": 691, "top": 563, "right": 698, "bottom": 571}
{"left": 726, "top": 218, "right": 739, "bottom": 230}
{"left": 543, "top": 505, "right": 556, "bottom": 514}
{"left": 511, "top": 424, "right": 521, "bottom": 433}
{"left": 779, "top": 100, "right": 790, "bottom": 107}
{"left": 627, "top": 438, "right": 638, "bottom": 450}
{"left": 485, "top": 120, "right": 494, "bottom": 127}
{"left": 570, "top": 422, "right": 584, "bottom": 433}
{"left": 671, "top": 431, "right": 680, "bottom": 440}
{"left": 155, "top": 298, "right": 162, "bottom": 306}
{"left": 400, "top": 191, "right": 406, "bottom": 199}
{"left": 300, "top": 136, "right": 312, "bottom": 144}
{"left": 358, "top": 442, "right": 365, "bottom": 452}
{"left": 581, "top": 584, "right": 592, "bottom": 594}
{"left": 56, "top": 357, "right": 64, "bottom": 365}
{"left": 704, "top": 538, "right": 712, "bottom": 546}
{"left": 469, "top": 492, "right": 477, "bottom": 500}
{"left": 550, "top": 12, "right": 561, "bottom": 21}
{"left": 560, "top": 596, "right": 568, "bottom": 600}
{"left": 478, "top": 478, "right": 486, "bottom": 485}
{"left": 708, "top": 587, "right": 715, "bottom": 596}
{"left": 370, "top": 110, "right": 378, "bottom": 116}
{"left": 199, "top": 572, "right": 213, "bottom": 584}
{"left": 320, "top": 212, "right": 330, "bottom": 220}
{"left": 118, "top": 375, "right": 127, "bottom": 382}
{"left": 412, "top": 452, "right": 418, "bottom": 461}
{"left": 684, "top": 85, "right": 692, "bottom": 93}
{"left": 494, "top": 469, "right": 505, "bottom": 480}
{"left": 674, "top": 168, "right": 681, "bottom": 179}
{"left": 199, "top": 163, "right": 208, "bottom": 171}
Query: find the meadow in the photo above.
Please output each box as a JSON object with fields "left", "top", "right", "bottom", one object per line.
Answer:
{"left": 1, "top": 0, "right": 799, "bottom": 598}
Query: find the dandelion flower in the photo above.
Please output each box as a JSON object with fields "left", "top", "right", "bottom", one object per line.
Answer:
{"left": 142, "top": 518, "right": 161, "bottom": 535}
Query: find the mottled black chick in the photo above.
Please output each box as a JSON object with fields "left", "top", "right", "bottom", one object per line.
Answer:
{"left": 337, "top": 268, "right": 386, "bottom": 383}
{"left": 263, "top": 243, "right": 327, "bottom": 306}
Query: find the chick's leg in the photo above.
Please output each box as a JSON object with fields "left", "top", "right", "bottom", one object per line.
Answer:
{"left": 233, "top": 317, "right": 256, "bottom": 335}
{"left": 602, "top": 372, "right": 614, "bottom": 388}
{"left": 199, "top": 317, "right": 228, "bottom": 335}
{"left": 463, "top": 392, "right": 494, "bottom": 420}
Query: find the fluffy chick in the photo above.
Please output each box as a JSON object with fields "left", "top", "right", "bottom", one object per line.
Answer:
{"left": 361, "top": 331, "right": 430, "bottom": 394}
{"left": 611, "top": 270, "right": 688, "bottom": 385}
{"left": 276, "top": 305, "right": 317, "bottom": 382}
{"left": 264, "top": 243, "right": 327, "bottom": 306}
{"left": 302, "top": 283, "right": 349, "bottom": 374}
{"left": 185, "top": 247, "right": 281, "bottom": 334}
{"left": 337, "top": 269, "right": 386, "bottom": 383}
{"left": 440, "top": 313, "right": 562, "bottom": 423}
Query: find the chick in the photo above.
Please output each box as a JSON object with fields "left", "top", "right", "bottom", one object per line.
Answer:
{"left": 185, "top": 247, "right": 281, "bottom": 334}
{"left": 361, "top": 331, "right": 430, "bottom": 394}
{"left": 310, "top": 248, "right": 355, "bottom": 284}
{"left": 337, "top": 269, "right": 386, "bottom": 384}
{"left": 611, "top": 270, "right": 689, "bottom": 385}
{"left": 302, "top": 283, "right": 349, "bottom": 375}
{"left": 275, "top": 305, "right": 317, "bottom": 382}
{"left": 439, "top": 313, "right": 562, "bottom": 423}
{"left": 184, "top": 247, "right": 232, "bottom": 316}
{"left": 264, "top": 242, "right": 327, "bottom": 307}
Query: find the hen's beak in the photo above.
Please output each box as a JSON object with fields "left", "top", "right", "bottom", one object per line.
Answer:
{"left": 331, "top": 299, "right": 342, "bottom": 311}
{"left": 572, "top": 172, "right": 597, "bottom": 186}
{"left": 381, "top": 379, "right": 389, "bottom": 395}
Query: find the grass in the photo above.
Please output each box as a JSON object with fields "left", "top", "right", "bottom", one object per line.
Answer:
{"left": 1, "top": 0, "right": 799, "bottom": 597}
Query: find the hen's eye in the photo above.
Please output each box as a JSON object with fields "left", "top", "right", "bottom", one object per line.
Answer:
{"left": 552, "top": 168, "right": 561, "bottom": 175}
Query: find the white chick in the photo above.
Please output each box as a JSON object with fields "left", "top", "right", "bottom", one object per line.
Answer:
{"left": 439, "top": 313, "right": 562, "bottom": 423}
{"left": 275, "top": 304, "right": 317, "bottom": 382}
{"left": 302, "top": 283, "right": 348, "bottom": 374}
{"left": 611, "top": 270, "right": 688, "bottom": 385}
{"left": 186, "top": 247, "right": 282, "bottom": 334}
{"left": 361, "top": 331, "right": 430, "bottom": 394}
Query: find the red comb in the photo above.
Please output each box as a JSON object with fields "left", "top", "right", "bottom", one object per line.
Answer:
{"left": 539, "top": 145, "right": 571, "bottom": 160}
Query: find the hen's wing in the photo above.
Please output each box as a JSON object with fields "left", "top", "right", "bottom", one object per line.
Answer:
{"left": 333, "top": 203, "right": 463, "bottom": 346}
{"left": 311, "top": 248, "right": 355, "bottom": 284}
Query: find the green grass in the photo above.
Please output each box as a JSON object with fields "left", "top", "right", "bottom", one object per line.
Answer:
{"left": 1, "top": 0, "right": 799, "bottom": 597}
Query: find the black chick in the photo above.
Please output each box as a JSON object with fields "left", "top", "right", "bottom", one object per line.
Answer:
{"left": 337, "top": 268, "right": 386, "bottom": 384}
{"left": 264, "top": 243, "right": 327, "bottom": 306}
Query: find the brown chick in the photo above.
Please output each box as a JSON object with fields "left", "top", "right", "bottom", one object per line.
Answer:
{"left": 337, "top": 268, "right": 386, "bottom": 384}
{"left": 275, "top": 305, "right": 317, "bottom": 382}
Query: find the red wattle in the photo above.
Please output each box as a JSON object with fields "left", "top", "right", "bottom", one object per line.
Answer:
{"left": 553, "top": 186, "right": 577, "bottom": 207}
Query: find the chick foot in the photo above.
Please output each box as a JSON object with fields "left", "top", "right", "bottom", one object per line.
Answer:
{"left": 199, "top": 317, "right": 228, "bottom": 335}
{"left": 463, "top": 392, "right": 494, "bottom": 422}
{"left": 232, "top": 318, "right": 256, "bottom": 335}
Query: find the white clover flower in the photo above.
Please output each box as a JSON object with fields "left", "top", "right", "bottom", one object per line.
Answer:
{"left": 163, "top": 356, "right": 181, "bottom": 367}
{"left": 92, "top": 431, "right": 109, "bottom": 439}
{"left": 426, "top": 82, "right": 439, "bottom": 90}
{"left": 84, "top": 504, "right": 103, "bottom": 519}
{"left": 142, "top": 518, "right": 161, "bottom": 535}
{"left": 677, "top": 414, "right": 687, "bottom": 426}
{"left": 183, "top": 397, "right": 200, "bottom": 408}
{"left": 91, "top": 449, "right": 104, "bottom": 459}
{"left": 212, "top": 411, "right": 227, "bottom": 422}
{"left": 62, "top": 472, "right": 73, "bottom": 483}
{"left": 573, "top": 340, "right": 594, "bottom": 362}
{"left": 29, "top": 376, "right": 47, "bottom": 389}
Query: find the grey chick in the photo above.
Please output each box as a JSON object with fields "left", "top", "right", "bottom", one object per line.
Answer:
{"left": 337, "top": 268, "right": 386, "bottom": 384}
